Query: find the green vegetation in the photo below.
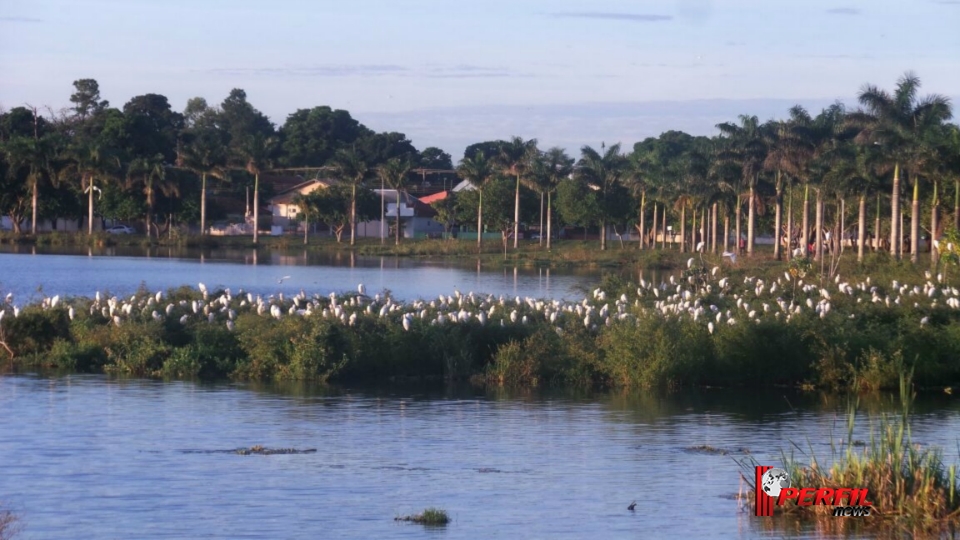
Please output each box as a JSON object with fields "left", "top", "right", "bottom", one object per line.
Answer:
{"left": 3, "top": 253, "right": 960, "bottom": 391}
{"left": 395, "top": 508, "right": 450, "bottom": 526}
{"left": 744, "top": 377, "right": 960, "bottom": 536}
{"left": 1, "top": 73, "right": 956, "bottom": 276}
{"left": 0, "top": 504, "right": 18, "bottom": 540}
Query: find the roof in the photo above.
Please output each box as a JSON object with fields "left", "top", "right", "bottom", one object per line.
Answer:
{"left": 268, "top": 178, "right": 336, "bottom": 205}
{"left": 452, "top": 179, "right": 476, "bottom": 192}
{"left": 419, "top": 190, "right": 450, "bottom": 205}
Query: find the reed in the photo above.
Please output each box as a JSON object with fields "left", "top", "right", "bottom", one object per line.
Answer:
{"left": 395, "top": 508, "right": 449, "bottom": 526}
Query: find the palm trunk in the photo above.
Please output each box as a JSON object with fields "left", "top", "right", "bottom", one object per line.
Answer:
{"left": 700, "top": 206, "right": 706, "bottom": 251}
{"left": 304, "top": 215, "right": 309, "bottom": 245}
{"left": 802, "top": 183, "right": 810, "bottom": 258}
{"left": 692, "top": 206, "right": 698, "bottom": 251}
{"left": 875, "top": 192, "right": 882, "bottom": 252}
{"left": 910, "top": 176, "right": 920, "bottom": 263}
{"left": 146, "top": 183, "right": 154, "bottom": 240}
{"left": 200, "top": 173, "right": 207, "bottom": 236}
{"left": 711, "top": 202, "right": 718, "bottom": 254}
{"left": 600, "top": 219, "right": 607, "bottom": 251}
{"left": 858, "top": 194, "right": 866, "bottom": 262}
{"left": 661, "top": 208, "right": 667, "bottom": 250}
{"left": 253, "top": 173, "right": 260, "bottom": 245}
{"left": 814, "top": 190, "right": 823, "bottom": 261}
{"left": 87, "top": 175, "right": 94, "bottom": 235}
{"left": 546, "top": 191, "right": 552, "bottom": 250}
{"left": 680, "top": 205, "right": 686, "bottom": 253}
{"left": 747, "top": 184, "right": 755, "bottom": 256}
{"left": 774, "top": 171, "right": 782, "bottom": 260}
{"left": 31, "top": 181, "right": 37, "bottom": 234}
{"left": 931, "top": 180, "right": 939, "bottom": 264}
{"left": 538, "top": 192, "right": 544, "bottom": 247}
{"left": 639, "top": 189, "right": 646, "bottom": 250}
{"left": 786, "top": 184, "right": 793, "bottom": 261}
{"left": 723, "top": 213, "right": 730, "bottom": 251}
{"left": 477, "top": 190, "right": 483, "bottom": 250}
{"left": 652, "top": 203, "right": 658, "bottom": 251}
{"left": 890, "top": 162, "right": 900, "bottom": 259}
{"left": 349, "top": 183, "right": 356, "bottom": 246}
{"left": 395, "top": 191, "right": 402, "bottom": 245}
{"left": 513, "top": 173, "right": 520, "bottom": 249}
{"left": 735, "top": 194, "right": 742, "bottom": 254}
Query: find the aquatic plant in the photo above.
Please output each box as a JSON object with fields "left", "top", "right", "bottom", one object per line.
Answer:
{"left": 395, "top": 508, "right": 450, "bottom": 526}
{"left": 742, "top": 375, "right": 960, "bottom": 536}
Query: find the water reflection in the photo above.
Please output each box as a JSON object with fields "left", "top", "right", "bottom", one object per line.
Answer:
{"left": 2, "top": 375, "right": 958, "bottom": 539}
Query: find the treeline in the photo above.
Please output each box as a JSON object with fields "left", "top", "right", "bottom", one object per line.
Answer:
{"left": 2, "top": 73, "right": 958, "bottom": 265}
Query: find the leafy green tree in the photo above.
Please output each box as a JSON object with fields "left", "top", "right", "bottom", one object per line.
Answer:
{"left": 418, "top": 147, "right": 453, "bottom": 169}
{"left": 377, "top": 157, "right": 414, "bottom": 245}
{"left": 328, "top": 148, "right": 371, "bottom": 246}
{"left": 122, "top": 94, "right": 183, "bottom": 163}
{"left": 180, "top": 126, "right": 228, "bottom": 235}
{"left": 555, "top": 176, "right": 600, "bottom": 239}
{"left": 577, "top": 143, "right": 628, "bottom": 250}
{"left": 456, "top": 176, "right": 516, "bottom": 253}
{"left": 3, "top": 135, "right": 56, "bottom": 234}
{"left": 60, "top": 139, "right": 121, "bottom": 234}
{"left": 463, "top": 141, "right": 503, "bottom": 161}
{"left": 495, "top": 136, "right": 539, "bottom": 248}
{"left": 355, "top": 131, "right": 417, "bottom": 165}
{"left": 127, "top": 153, "right": 178, "bottom": 237}
{"left": 235, "top": 132, "right": 278, "bottom": 244}
{"left": 537, "top": 147, "right": 574, "bottom": 250}
{"left": 855, "top": 72, "right": 953, "bottom": 261}
{"left": 455, "top": 151, "right": 497, "bottom": 248}
{"left": 278, "top": 106, "right": 370, "bottom": 166}
{"left": 298, "top": 184, "right": 377, "bottom": 243}
{"left": 69, "top": 79, "right": 109, "bottom": 121}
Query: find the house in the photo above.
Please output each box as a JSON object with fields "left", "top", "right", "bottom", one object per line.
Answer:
{"left": 267, "top": 178, "right": 337, "bottom": 228}
{"left": 354, "top": 189, "right": 445, "bottom": 239}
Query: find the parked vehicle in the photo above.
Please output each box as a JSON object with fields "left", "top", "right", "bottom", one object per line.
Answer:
{"left": 105, "top": 225, "right": 135, "bottom": 234}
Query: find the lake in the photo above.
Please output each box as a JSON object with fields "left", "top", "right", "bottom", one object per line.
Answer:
{"left": 1, "top": 375, "right": 959, "bottom": 539}
{"left": 0, "top": 246, "right": 638, "bottom": 303}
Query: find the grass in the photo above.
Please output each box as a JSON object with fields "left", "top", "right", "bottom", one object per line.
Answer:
{"left": 742, "top": 373, "right": 960, "bottom": 537}
{"left": 395, "top": 508, "right": 450, "bottom": 526}
{"left": 0, "top": 504, "right": 18, "bottom": 540}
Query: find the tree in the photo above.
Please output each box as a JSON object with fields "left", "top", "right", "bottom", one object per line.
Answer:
{"left": 577, "top": 143, "right": 627, "bottom": 250}
{"left": 122, "top": 94, "right": 183, "bottom": 163}
{"left": 495, "top": 136, "right": 539, "bottom": 248}
{"left": 377, "top": 157, "right": 414, "bottom": 244}
{"left": 455, "top": 151, "right": 497, "bottom": 249}
{"left": 298, "top": 184, "right": 378, "bottom": 243}
{"left": 418, "top": 147, "right": 453, "bottom": 169}
{"left": 556, "top": 176, "right": 601, "bottom": 239}
{"left": 456, "top": 176, "right": 516, "bottom": 254}
{"left": 328, "top": 148, "right": 370, "bottom": 246}
{"left": 531, "top": 147, "right": 574, "bottom": 250}
{"left": 856, "top": 72, "right": 953, "bottom": 261}
{"left": 626, "top": 141, "right": 656, "bottom": 250}
{"left": 3, "top": 135, "right": 56, "bottom": 234}
{"left": 61, "top": 139, "right": 121, "bottom": 234}
{"left": 278, "top": 106, "right": 370, "bottom": 167}
{"left": 235, "top": 133, "right": 278, "bottom": 244}
{"left": 716, "top": 115, "right": 767, "bottom": 256}
{"left": 180, "top": 126, "right": 228, "bottom": 235}
{"left": 356, "top": 131, "right": 417, "bottom": 165}
{"left": 69, "top": 79, "right": 109, "bottom": 121}
{"left": 128, "top": 153, "right": 178, "bottom": 238}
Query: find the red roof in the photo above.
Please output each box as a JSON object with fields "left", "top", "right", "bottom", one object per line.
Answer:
{"left": 419, "top": 190, "right": 450, "bottom": 205}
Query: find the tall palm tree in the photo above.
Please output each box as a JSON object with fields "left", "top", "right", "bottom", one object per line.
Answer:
{"left": 763, "top": 119, "right": 802, "bottom": 260}
{"left": 3, "top": 135, "right": 55, "bottom": 235}
{"left": 538, "top": 147, "right": 574, "bottom": 250}
{"left": 180, "top": 127, "right": 227, "bottom": 236}
{"left": 128, "top": 153, "right": 178, "bottom": 238}
{"left": 61, "top": 140, "right": 121, "bottom": 235}
{"left": 625, "top": 146, "right": 655, "bottom": 250}
{"left": 717, "top": 115, "right": 767, "bottom": 256}
{"left": 236, "top": 133, "right": 277, "bottom": 245}
{"left": 329, "top": 147, "right": 370, "bottom": 246}
{"left": 495, "top": 136, "right": 538, "bottom": 248}
{"left": 855, "top": 72, "right": 953, "bottom": 262}
{"left": 577, "top": 143, "right": 626, "bottom": 250}
{"left": 455, "top": 151, "right": 496, "bottom": 249}
{"left": 377, "top": 157, "right": 413, "bottom": 245}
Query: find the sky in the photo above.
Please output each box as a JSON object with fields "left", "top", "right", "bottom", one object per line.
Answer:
{"left": 2, "top": 0, "right": 958, "bottom": 158}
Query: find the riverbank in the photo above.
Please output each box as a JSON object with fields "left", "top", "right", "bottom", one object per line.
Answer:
{"left": 2, "top": 252, "right": 960, "bottom": 391}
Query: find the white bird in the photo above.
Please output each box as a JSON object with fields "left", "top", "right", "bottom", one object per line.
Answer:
{"left": 696, "top": 241, "right": 705, "bottom": 253}
{"left": 278, "top": 275, "right": 292, "bottom": 284}
{"left": 357, "top": 283, "right": 366, "bottom": 295}
{"left": 722, "top": 251, "right": 737, "bottom": 264}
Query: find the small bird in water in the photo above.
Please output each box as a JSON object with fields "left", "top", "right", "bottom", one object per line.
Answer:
{"left": 277, "top": 276, "right": 291, "bottom": 284}
{"left": 628, "top": 501, "right": 636, "bottom": 511}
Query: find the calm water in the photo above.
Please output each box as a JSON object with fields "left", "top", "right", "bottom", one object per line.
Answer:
{"left": 0, "top": 246, "right": 630, "bottom": 303}
{"left": 2, "top": 375, "right": 959, "bottom": 539}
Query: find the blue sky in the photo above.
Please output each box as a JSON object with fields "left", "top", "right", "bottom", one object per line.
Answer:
{"left": 2, "top": 0, "right": 958, "bottom": 158}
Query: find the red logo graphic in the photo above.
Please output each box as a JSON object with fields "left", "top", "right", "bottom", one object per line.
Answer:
{"left": 754, "top": 465, "right": 873, "bottom": 517}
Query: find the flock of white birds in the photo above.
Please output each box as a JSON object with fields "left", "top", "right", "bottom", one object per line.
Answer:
{"left": 0, "top": 260, "right": 953, "bottom": 338}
